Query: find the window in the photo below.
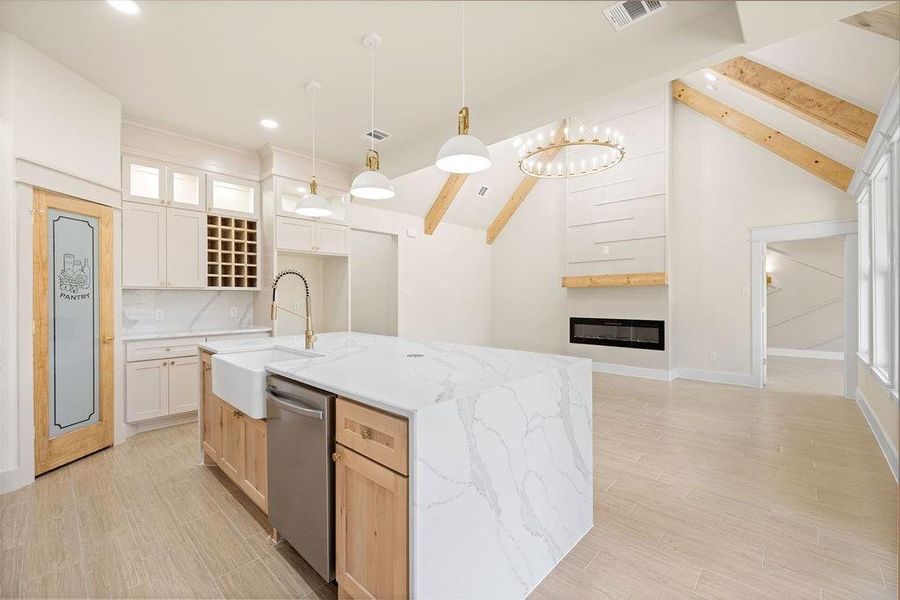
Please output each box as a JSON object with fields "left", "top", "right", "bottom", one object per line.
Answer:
{"left": 859, "top": 190, "right": 871, "bottom": 363}
{"left": 871, "top": 156, "right": 893, "bottom": 382}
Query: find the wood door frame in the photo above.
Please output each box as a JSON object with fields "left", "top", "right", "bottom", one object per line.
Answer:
{"left": 33, "top": 188, "right": 114, "bottom": 474}
{"left": 750, "top": 219, "right": 858, "bottom": 396}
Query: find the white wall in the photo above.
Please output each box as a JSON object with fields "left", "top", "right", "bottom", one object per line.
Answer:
{"left": 766, "top": 237, "right": 845, "bottom": 354}
{"left": 350, "top": 204, "right": 492, "bottom": 346}
{"left": 670, "top": 103, "right": 855, "bottom": 381}
{"left": 2, "top": 34, "right": 123, "bottom": 492}
{"left": 351, "top": 229, "right": 399, "bottom": 336}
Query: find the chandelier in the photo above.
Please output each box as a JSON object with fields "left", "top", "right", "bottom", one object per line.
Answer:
{"left": 516, "top": 118, "right": 625, "bottom": 179}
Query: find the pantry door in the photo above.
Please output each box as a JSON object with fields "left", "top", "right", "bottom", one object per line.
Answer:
{"left": 33, "top": 189, "right": 114, "bottom": 475}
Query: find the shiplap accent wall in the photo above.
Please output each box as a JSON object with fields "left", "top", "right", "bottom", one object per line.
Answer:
{"left": 566, "top": 90, "right": 668, "bottom": 277}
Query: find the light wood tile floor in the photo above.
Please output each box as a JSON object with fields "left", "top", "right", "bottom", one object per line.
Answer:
{"left": 2, "top": 362, "right": 895, "bottom": 599}
{"left": 530, "top": 368, "right": 898, "bottom": 599}
{"left": 0, "top": 424, "right": 336, "bottom": 600}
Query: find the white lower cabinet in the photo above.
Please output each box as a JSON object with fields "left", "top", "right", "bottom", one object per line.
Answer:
{"left": 276, "top": 216, "right": 349, "bottom": 255}
{"left": 168, "top": 356, "right": 201, "bottom": 415}
{"left": 126, "top": 359, "right": 169, "bottom": 422}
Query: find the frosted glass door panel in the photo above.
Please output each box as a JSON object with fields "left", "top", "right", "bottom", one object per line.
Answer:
{"left": 47, "top": 209, "right": 100, "bottom": 439}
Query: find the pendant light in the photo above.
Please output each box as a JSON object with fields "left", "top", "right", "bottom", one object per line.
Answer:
{"left": 296, "top": 81, "right": 333, "bottom": 218}
{"left": 435, "top": 1, "right": 491, "bottom": 174}
{"left": 351, "top": 33, "right": 395, "bottom": 200}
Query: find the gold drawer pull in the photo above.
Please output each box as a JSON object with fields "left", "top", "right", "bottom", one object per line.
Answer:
{"left": 331, "top": 452, "right": 342, "bottom": 462}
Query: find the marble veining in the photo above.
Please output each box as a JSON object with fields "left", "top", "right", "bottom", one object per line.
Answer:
{"left": 122, "top": 289, "right": 254, "bottom": 336}
{"left": 205, "top": 332, "right": 593, "bottom": 599}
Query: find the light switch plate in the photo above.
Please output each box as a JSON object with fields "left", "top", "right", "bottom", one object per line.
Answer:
{"left": 154, "top": 309, "right": 164, "bottom": 321}
{"left": 230, "top": 306, "right": 238, "bottom": 317}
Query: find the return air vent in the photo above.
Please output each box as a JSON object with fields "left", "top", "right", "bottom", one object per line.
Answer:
{"left": 475, "top": 185, "right": 492, "bottom": 198}
{"left": 603, "top": 0, "right": 668, "bottom": 31}
{"left": 360, "top": 128, "right": 391, "bottom": 142}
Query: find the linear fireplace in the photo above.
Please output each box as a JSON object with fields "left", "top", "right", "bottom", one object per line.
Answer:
{"left": 569, "top": 317, "right": 665, "bottom": 351}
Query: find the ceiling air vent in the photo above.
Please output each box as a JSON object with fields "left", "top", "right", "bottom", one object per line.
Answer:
{"left": 475, "top": 185, "right": 491, "bottom": 199}
{"left": 360, "top": 128, "right": 391, "bottom": 142}
{"left": 603, "top": 0, "right": 668, "bottom": 31}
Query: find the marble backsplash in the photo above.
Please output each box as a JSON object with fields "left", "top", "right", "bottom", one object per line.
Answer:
{"left": 122, "top": 289, "right": 255, "bottom": 336}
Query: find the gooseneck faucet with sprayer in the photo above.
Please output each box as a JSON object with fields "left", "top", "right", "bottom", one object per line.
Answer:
{"left": 271, "top": 269, "right": 316, "bottom": 350}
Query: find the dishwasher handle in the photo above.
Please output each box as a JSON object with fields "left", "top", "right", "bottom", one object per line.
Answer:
{"left": 265, "top": 387, "right": 325, "bottom": 420}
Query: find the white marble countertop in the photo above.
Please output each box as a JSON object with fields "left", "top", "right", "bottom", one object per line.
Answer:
{"left": 122, "top": 326, "right": 272, "bottom": 342}
{"left": 206, "top": 331, "right": 588, "bottom": 416}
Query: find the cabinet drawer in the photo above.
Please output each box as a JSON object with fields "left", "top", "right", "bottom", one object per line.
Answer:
{"left": 336, "top": 398, "right": 408, "bottom": 476}
{"left": 126, "top": 337, "right": 204, "bottom": 362}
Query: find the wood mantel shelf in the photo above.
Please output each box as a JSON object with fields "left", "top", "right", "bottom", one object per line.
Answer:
{"left": 561, "top": 272, "right": 667, "bottom": 288}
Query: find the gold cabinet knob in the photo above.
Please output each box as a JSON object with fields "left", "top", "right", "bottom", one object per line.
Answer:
{"left": 100, "top": 335, "right": 115, "bottom": 343}
{"left": 331, "top": 452, "right": 342, "bottom": 462}
{"left": 360, "top": 427, "right": 372, "bottom": 440}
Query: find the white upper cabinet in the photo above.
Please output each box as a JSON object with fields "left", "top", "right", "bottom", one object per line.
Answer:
{"left": 124, "top": 157, "right": 165, "bottom": 205}
{"left": 275, "top": 175, "right": 349, "bottom": 223}
{"left": 207, "top": 173, "right": 260, "bottom": 217}
{"left": 165, "top": 208, "right": 207, "bottom": 288}
{"left": 167, "top": 165, "right": 205, "bottom": 211}
{"left": 275, "top": 216, "right": 349, "bottom": 256}
{"left": 122, "top": 203, "right": 166, "bottom": 287}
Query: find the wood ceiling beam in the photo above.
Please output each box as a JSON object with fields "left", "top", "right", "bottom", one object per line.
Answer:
{"left": 712, "top": 56, "right": 877, "bottom": 147}
{"left": 841, "top": 1, "right": 900, "bottom": 41}
{"left": 672, "top": 81, "right": 854, "bottom": 192}
{"left": 486, "top": 120, "right": 566, "bottom": 245}
{"left": 424, "top": 173, "right": 467, "bottom": 235}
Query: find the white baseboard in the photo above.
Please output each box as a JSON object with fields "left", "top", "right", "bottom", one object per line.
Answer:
{"left": 672, "top": 368, "right": 758, "bottom": 388}
{"left": 855, "top": 388, "right": 899, "bottom": 483}
{"left": 0, "top": 465, "right": 34, "bottom": 495}
{"left": 768, "top": 347, "right": 844, "bottom": 361}
{"left": 592, "top": 362, "right": 673, "bottom": 381}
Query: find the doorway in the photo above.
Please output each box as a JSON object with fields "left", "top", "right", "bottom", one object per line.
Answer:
{"left": 350, "top": 229, "right": 398, "bottom": 336}
{"left": 32, "top": 189, "right": 114, "bottom": 474}
{"left": 750, "top": 220, "right": 858, "bottom": 397}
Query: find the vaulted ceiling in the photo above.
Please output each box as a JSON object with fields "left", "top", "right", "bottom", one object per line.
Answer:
{"left": 0, "top": 0, "right": 885, "bottom": 179}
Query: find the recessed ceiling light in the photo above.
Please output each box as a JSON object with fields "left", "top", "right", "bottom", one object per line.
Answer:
{"left": 107, "top": 0, "right": 140, "bottom": 15}
{"left": 260, "top": 119, "right": 279, "bottom": 129}
{"left": 704, "top": 71, "right": 718, "bottom": 83}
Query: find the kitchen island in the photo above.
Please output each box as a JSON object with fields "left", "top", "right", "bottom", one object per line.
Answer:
{"left": 201, "top": 332, "right": 593, "bottom": 600}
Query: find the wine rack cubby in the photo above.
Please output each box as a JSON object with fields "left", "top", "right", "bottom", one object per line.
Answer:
{"left": 206, "top": 215, "right": 258, "bottom": 288}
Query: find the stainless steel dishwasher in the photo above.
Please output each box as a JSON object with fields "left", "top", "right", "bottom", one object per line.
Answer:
{"left": 265, "top": 374, "right": 336, "bottom": 582}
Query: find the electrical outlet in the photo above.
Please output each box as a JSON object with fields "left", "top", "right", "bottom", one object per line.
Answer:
{"left": 154, "top": 309, "right": 164, "bottom": 321}
{"left": 602, "top": 245, "right": 610, "bottom": 255}
{"left": 230, "top": 306, "right": 238, "bottom": 318}
{"left": 292, "top": 300, "right": 303, "bottom": 312}
{"left": 708, "top": 352, "right": 718, "bottom": 363}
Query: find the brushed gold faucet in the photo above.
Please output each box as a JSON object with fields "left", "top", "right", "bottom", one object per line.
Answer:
{"left": 271, "top": 269, "right": 316, "bottom": 350}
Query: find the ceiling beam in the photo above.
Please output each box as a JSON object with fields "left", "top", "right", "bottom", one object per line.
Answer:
{"left": 712, "top": 56, "right": 877, "bottom": 147}
{"left": 486, "top": 120, "right": 566, "bottom": 245}
{"left": 424, "top": 173, "right": 467, "bottom": 235}
{"left": 841, "top": 1, "right": 900, "bottom": 41}
{"left": 672, "top": 80, "right": 853, "bottom": 192}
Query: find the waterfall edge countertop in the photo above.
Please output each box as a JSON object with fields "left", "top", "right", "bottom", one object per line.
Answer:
{"left": 203, "top": 331, "right": 593, "bottom": 599}
{"left": 201, "top": 331, "right": 590, "bottom": 416}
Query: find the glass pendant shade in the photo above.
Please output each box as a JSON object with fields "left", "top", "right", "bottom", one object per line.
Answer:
{"left": 295, "top": 178, "right": 332, "bottom": 217}
{"left": 435, "top": 106, "right": 491, "bottom": 174}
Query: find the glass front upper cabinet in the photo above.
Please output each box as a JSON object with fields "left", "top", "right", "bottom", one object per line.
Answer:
{"left": 167, "top": 165, "right": 204, "bottom": 211}
{"left": 124, "top": 157, "right": 165, "bottom": 205}
{"left": 275, "top": 175, "right": 349, "bottom": 222}
{"left": 207, "top": 173, "right": 260, "bottom": 217}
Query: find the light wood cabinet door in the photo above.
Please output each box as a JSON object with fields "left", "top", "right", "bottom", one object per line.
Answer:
{"left": 168, "top": 355, "right": 200, "bottom": 415}
{"left": 165, "top": 208, "right": 206, "bottom": 288}
{"left": 126, "top": 360, "right": 168, "bottom": 423}
{"left": 276, "top": 216, "right": 316, "bottom": 252}
{"left": 316, "top": 223, "right": 349, "bottom": 255}
{"left": 220, "top": 405, "right": 244, "bottom": 481}
{"left": 122, "top": 202, "right": 167, "bottom": 288}
{"left": 201, "top": 356, "right": 222, "bottom": 462}
{"left": 335, "top": 444, "right": 408, "bottom": 600}
{"left": 240, "top": 415, "right": 268, "bottom": 513}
